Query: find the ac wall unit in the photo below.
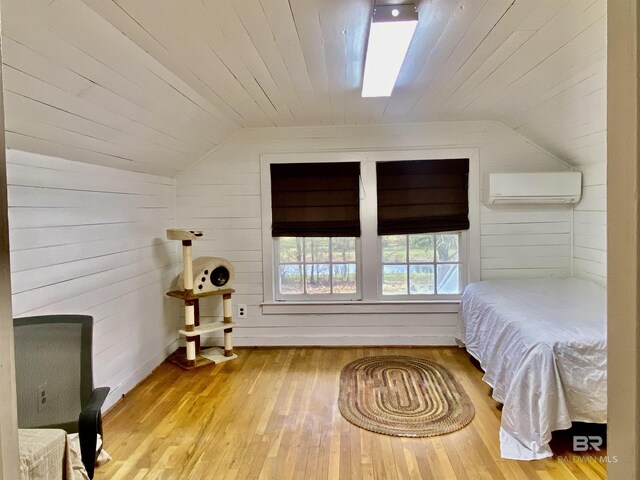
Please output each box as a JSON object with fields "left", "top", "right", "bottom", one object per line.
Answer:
{"left": 487, "top": 172, "right": 582, "bottom": 205}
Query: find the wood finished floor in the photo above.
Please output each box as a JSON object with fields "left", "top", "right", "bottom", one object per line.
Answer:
{"left": 95, "top": 347, "right": 607, "bottom": 480}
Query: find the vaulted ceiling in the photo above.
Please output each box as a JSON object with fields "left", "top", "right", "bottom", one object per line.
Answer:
{"left": 1, "top": 0, "right": 605, "bottom": 177}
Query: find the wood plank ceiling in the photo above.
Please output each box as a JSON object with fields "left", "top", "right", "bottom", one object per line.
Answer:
{"left": 0, "top": 0, "right": 605, "bottom": 176}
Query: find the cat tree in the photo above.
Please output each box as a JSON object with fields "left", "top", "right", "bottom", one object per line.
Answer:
{"left": 166, "top": 228, "right": 237, "bottom": 369}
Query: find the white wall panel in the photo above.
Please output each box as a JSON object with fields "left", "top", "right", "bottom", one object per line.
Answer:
{"left": 0, "top": 0, "right": 605, "bottom": 174}
{"left": 573, "top": 161, "right": 607, "bottom": 285}
{"left": 6, "top": 150, "right": 180, "bottom": 409}
{"left": 1, "top": 0, "right": 240, "bottom": 177}
{"left": 176, "top": 121, "right": 573, "bottom": 346}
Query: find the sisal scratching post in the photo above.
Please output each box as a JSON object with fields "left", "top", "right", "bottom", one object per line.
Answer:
{"left": 182, "top": 242, "right": 196, "bottom": 366}
{"left": 223, "top": 293, "right": 233, "bottom": 357}
{"left": 167, "top": 229, "right": 203, "bottom": 367}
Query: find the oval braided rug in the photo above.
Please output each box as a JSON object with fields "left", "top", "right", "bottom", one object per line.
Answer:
{"left": 338, "top": 356, "right": 475, "bottom": 437}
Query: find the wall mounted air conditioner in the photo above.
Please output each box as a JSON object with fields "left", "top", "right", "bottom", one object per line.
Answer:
{"left": 487, "top": 172, "right": 582, "bottom": 205}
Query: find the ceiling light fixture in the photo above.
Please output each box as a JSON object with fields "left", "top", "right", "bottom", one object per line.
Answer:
{"left": 361, "top": 4, "right": 418, "bottom": 98}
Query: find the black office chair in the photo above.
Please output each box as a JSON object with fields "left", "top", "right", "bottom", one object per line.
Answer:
{"left": 13, "top": 315, "right": 110, "bottom": 479}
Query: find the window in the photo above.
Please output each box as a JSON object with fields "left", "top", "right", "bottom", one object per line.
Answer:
{"left": 270, "top": 162, "right": 361, "bottom": 237}
{"left": 269, "top": 161, "right": 361, "bottom": 301}
{"left": 275, "top": 237, "right": 359, "bottom": 300}
{"left": 261, "top": 150, "right": 479, "bottom": 310}
{"left": 376, "top": 158, "right": 469, "bottom": 235}
{"left": 381, "top": 233, "right": 462, "bottom": 297}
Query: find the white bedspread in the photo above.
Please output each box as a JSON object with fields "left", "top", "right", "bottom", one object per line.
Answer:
{"left": 460, "top": 278, "right": 607, "bottom": 460}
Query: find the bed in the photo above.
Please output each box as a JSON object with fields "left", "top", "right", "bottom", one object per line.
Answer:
{"left": 459, "top": 278, "right": 607, "bottom": 460}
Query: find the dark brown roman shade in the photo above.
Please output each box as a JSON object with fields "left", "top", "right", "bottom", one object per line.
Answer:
{"left": 270, "top": 162, "right": 361, "bottom": 237}
{"left": 376, "top": 159, "right": 469, "bottom": 235}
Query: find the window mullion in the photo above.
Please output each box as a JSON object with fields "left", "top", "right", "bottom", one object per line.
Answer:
{"left": 405, "top": 235, "right": 410, "bottom": 295}
{"left": 360, "top": 161, "right": 379, "bottom": 301}
{"left": 302, "top": 239, "right": 308, "bottom": 295}
{"left": 329, "top": 239, "right": 333, "bottom": 294}
{"left": 275, "top": 238, "right": 280, "bottom": 295}
{"left": 433, "top": 234, "right": 438, "bottom": 294}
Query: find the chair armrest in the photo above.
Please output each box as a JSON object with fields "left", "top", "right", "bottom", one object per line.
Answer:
{"left": 78, "top": 387, "right": 109, "bottom": 479}
{"left": 80, "top": 387, "right": 109, "bottom": 421}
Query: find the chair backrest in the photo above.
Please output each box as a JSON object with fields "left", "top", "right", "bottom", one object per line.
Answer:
{"left": 13, "top": 315, "right": 95, "bottom": 432}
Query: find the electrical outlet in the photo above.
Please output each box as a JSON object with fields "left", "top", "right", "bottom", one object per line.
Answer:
{"left": 237, "top": 304, "right": 248, "bottom": 319}
{"left": 37, "top": 382, "right": 48, "bottom": 414}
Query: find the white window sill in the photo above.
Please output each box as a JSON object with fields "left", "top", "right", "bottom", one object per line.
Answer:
{"left": 261, "top": 300, "right": 460, "bottom": 315}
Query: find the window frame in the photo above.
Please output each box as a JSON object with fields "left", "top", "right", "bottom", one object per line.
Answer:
{"left": 260, "top": 149, "right": 480, "bottom": 312}
{"left": 378, "top": 231, "right": 466, "bottom": 301}
{"left": 274, "top": 236, "right": 362, "bottom": 301}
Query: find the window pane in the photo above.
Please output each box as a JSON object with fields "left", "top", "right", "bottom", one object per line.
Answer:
{"left": 437, "top": 264, "right": 460, "bottom": 294}
{"left": 279, "top": 265, "right": 303, "bottom": 294}
{"left": 382, "top": 265, "right": 407, "bottom": 295}
{"left": 409, "top": 234, "right": 434, "bottom": 262}
{"left": 305, "top": 264, "right": 330, "bottom": 294}
{"left": 305, "top": 238, "right": 330, "bottom": 263}
{"left": 409, "top": 265, "right": 435, "bottom": 294}
{"left": 279, "top": 237, "right": 303, "bottom": 263}
{"left": 382, "top": 235, "right": 407, "bottom": 263}
{"left": 332, "top": 237, "right": 356, "bottom": 262}
{"left": 436, "top": 234, "right": 459, "bottom": 262}
{"left": 332, "top": 263, "right": 357, "bottom": 294}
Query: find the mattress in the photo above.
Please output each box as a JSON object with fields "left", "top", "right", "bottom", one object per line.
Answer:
{"left": 460, "top": 278, "right": 607, "bottom": 460}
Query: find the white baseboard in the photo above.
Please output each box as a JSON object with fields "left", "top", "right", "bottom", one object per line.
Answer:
{"left": 103, "top": 338, "right": 180, "bottom": 411}
{"left": 198, "top": 334, "right": 457, "bottom": 347}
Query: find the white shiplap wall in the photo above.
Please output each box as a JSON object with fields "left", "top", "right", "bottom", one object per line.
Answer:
{"left": 573, "top": 162, "right": 607, "bottom": 286}
{"left": 0, "top": 0, "right": 604, "bottom": 174}
{"left": 80, "top": 0, "right": 602, "bottom": 167}
{"left": 176, "top": 121, "right": 573, "bottom": 346}
{"left": 6, "top": 150, "right": 180, "bottom": 409}
{"left": 1, "top": 0, "right": 240, "bottom": 177}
